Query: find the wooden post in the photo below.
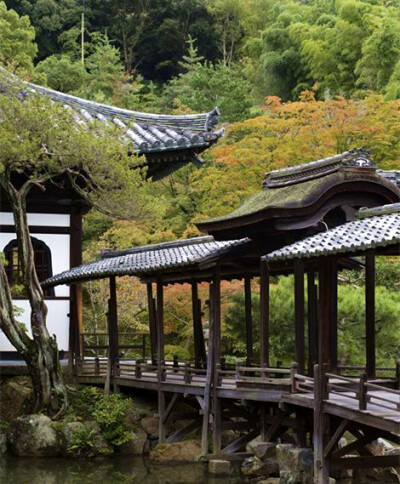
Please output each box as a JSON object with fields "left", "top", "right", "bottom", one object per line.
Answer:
{"left": 147, "top": 283, "right": 158, "bottom": 364}
{"left": 69, "top": 210, "right": 83, "bottom": 369}
{"left": 192, "top": 282, "right": 206, "bottom": 368}
{"left": 201, "top": 281, "right": 215, "bottom": 455}
{"left": 318, "top": 260, "right": 334, "bottom": 371}
{"left": 330, "top": 261, "right": 338, "bottom": 373}
{"left": 212, "top": 266, "right": 222, "bottom": 454}
{"left": 260, "top": 259, "right": 270, "bottom": 367}
{"left": 107, "top": 276, "right": 119, "bottom": 393}
{"left": 156, "top": 275, "right": 166, "bottom": 443}
{"left": 359, "top": 372, "right": 367, "bottom": 410}
{"left": 365, "top": 255, "right": 376, "bottom": 379}
{"left": 313, "top": 363, "right": 330, "bottom": 484}
{"left": 307, "top": 269, "right": 318, "bottom": 376}
{"left": 294, "top": 261, "right": 305, "bottom": 374}
{"left": 314, "top": 259, "right": 336, "bottom": 482}
{"left": 244, "top": 274, "right": 253, "bottom": 366}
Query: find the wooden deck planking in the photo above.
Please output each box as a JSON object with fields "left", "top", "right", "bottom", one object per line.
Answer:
{"left": 77, "top": 360, "right": 400, "bottom": 432}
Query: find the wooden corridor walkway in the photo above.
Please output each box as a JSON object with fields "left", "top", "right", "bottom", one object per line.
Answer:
{"left": 76, "top": 358, "right": 400, "bottom": 434}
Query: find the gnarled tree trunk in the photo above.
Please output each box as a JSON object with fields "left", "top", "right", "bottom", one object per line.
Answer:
{"left": 0, "top": 183, "right": 68, "bottom": 417}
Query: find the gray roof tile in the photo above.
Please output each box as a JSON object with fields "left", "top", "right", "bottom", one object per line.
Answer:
{"left": 0, "top": 68, "right": 223, "bottom": 155}
{"left": 42, "top": 236, "right": 249, "bottom": 288}
{"left": 265, "top": 204, "right": 400, "bottom": 262}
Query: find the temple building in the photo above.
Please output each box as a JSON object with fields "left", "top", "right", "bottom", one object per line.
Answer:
{"left": 0, "top": 73, "right": 222, "bottom": 357}
{"left": 42, "top": 148, "right": 400, "bottom": 478}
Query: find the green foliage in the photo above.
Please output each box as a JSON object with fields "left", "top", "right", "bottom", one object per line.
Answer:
{"left": 68, "top": 427, "right": 98, "bottom": 458}
{"left": 164, "top": 344, "right": 191, "bottom": 361}
{"left": 92, "top": 394, "right": 132, "bottom": 447}
{"left": 35, "top": 55, "right": 87, "bottom": 92}
{"left": 164, "top": 59, "right": 253, "bottom": 122}
{"left": 224, "top": 276, "right": 295, "bottom": 365}
{"left": 0, "top": 1, "right": 37, "bottom": 74}
{"left": 69, "top": 387, "right": 133, "bottom": 449}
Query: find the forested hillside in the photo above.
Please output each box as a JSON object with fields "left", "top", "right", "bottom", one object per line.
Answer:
{"left": 1, "top": 0, "right": 399, "bottom": 366}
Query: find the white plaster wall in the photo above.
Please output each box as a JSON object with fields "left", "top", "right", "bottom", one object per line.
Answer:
{"left": 0, "top": 300, "right": 70, "bottom": 352}
{"left": 1, "top": 212, "right": 72, "bottom": 354}
{"left": 0, "top": 212, "right": 70, "bottom": 227}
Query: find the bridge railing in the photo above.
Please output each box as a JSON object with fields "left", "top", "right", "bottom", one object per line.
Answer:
{"left": 80, "top": 332, "right": 148, "bottom": 359}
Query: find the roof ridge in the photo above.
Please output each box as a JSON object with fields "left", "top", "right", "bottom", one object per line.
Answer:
{"left": 101, "top": 236, "right": 216, "bottom": 258}
{"left": 263, "top": 147, "right": 375, "bottom": 189}
{"left": 357, "top": 203, "right": 400, "bottom": 219}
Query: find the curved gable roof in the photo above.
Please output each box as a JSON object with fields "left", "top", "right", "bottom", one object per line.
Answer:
{"left": 197, "top": 149, "right": 400, "bottom": 235}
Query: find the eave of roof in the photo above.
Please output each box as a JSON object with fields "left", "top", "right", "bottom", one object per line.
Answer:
{"left": 264, "top": 204, "right": 400, "bottom": 262}
{"left": 41, "top": 236, "right": 249, "bottom": 288}
{"left": 0, "top": 68, "right": 223, "bottom": 159}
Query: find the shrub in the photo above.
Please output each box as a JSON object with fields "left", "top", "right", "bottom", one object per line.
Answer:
{"left": 69, "top": 387, "right": 133, "bottom": 450}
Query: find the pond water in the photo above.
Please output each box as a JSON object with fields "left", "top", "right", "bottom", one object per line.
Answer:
{"left": 0, "top": 455, "right": 249, "bottom": 484}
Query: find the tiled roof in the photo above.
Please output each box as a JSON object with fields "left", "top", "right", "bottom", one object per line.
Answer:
{"left": 198, "top": 148, "right": 399, "bottom": 228}
{"left": 264, "top": 204, "right": 400, "bottom": 262}
{"left": 263, "top": 148, "right": 374, "bottom": 188}
{"left": 0, "top": 68, "right": 222, "bottom": 156}
{"left": 42, "top": 236, "right": 249, "bottom": 288}
{"left": 377, "top": 170, "right": 400, "bottom": 189}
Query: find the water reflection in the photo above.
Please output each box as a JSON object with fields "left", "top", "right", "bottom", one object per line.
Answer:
{"left": 0, "top": 455, "right": 248, "bottom": 484}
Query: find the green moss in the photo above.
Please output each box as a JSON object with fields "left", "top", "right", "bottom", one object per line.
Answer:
{"left": 204, "top": 171, "right": 381, "bottom": 223}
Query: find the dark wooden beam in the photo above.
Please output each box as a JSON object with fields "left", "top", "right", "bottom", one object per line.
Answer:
{"left": 318, "top": 260, "right": 335, "bottom": 370}
{"left": 156, "top": 276, "right": 164, "bottom": 364}
{"left": 331, "top": 455, "right": 400, "bottom": 470}
{"left": 69, "top": 210, "right": 83, "bottom": 363}
{"left": 365, "top": 255, "right": 376, "bottom": 379}
{"left": 330, "top": 261, "right": 338, "bottom": 372}
{"left": 307, "top": 269, "right": 318, "bottom": 376}
{"left": 201, "top": 281, "right": 214, "bottom": 455}
{"left": 106, "top": 276, "right": 119, "bottom": 393}
{"left": 244, "top": 274, "right": 253, "bottom": 366}
{"left": 294, "top": 261, "right": 305, "bottom": 373}
{"left": 146, "top": 283, "right": 157, "bottom": 364}
{"left": 260, "top": 260, "right": 270, "bottom": 367}
{"left": 212, "top": 266, "right": 222, "bottom": 454}
{"left": 156, "top": 275, "right": 165, "bottom": 443}
{"left": 192, "top": 282, "right": 206, "bottom": 368}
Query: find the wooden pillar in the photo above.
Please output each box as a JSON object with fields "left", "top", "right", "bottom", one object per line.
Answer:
{"left": 147, "top": 283, "right": 157, "bottom": 364}
{"left": 294, "top": 260, "right": 305, "bottom": 374}
{"left": 314, "top": 259, "right": 335, "bottom": 483}
{"left": 69, "top": 210, "right": 83, "bottom": 366}
{"left": 365, "top": 255, "right": 376, "bottom": 379}
{"left": 244, "top": 274, "right": 253, "bottom": 366}
{"left": 192, "top": 282, "right": 206, "bottom": 368}
{"left": 318, "top": 260, "right": 335, "bottom": 370}
{"left": 212, "top": 267, "right": 222, "bottom": 454}
{"left": 201, "top": 281, "right": 214, "bottom": 456}
{"left": 156, "top": 275, "right": 166, "bottom": 443}
{"left": 330, "top": 262, "right": 338, "bottom": 373}
{"left": 260, "top": 259, "right": 270, "bottom": 367}
{"left": 307, "top": 269, "right": 318, "bottom": 376}
{"left": 106, "top": 276, "right": 119, "bottom": 393}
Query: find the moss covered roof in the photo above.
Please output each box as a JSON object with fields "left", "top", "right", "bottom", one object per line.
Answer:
{"left": 203, "top": 171, "right": 351, "bottom": 224}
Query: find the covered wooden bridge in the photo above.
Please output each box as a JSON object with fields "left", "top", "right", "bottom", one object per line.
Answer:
{"left": 42, "top": 149, "right": 400, "bottom": 480}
